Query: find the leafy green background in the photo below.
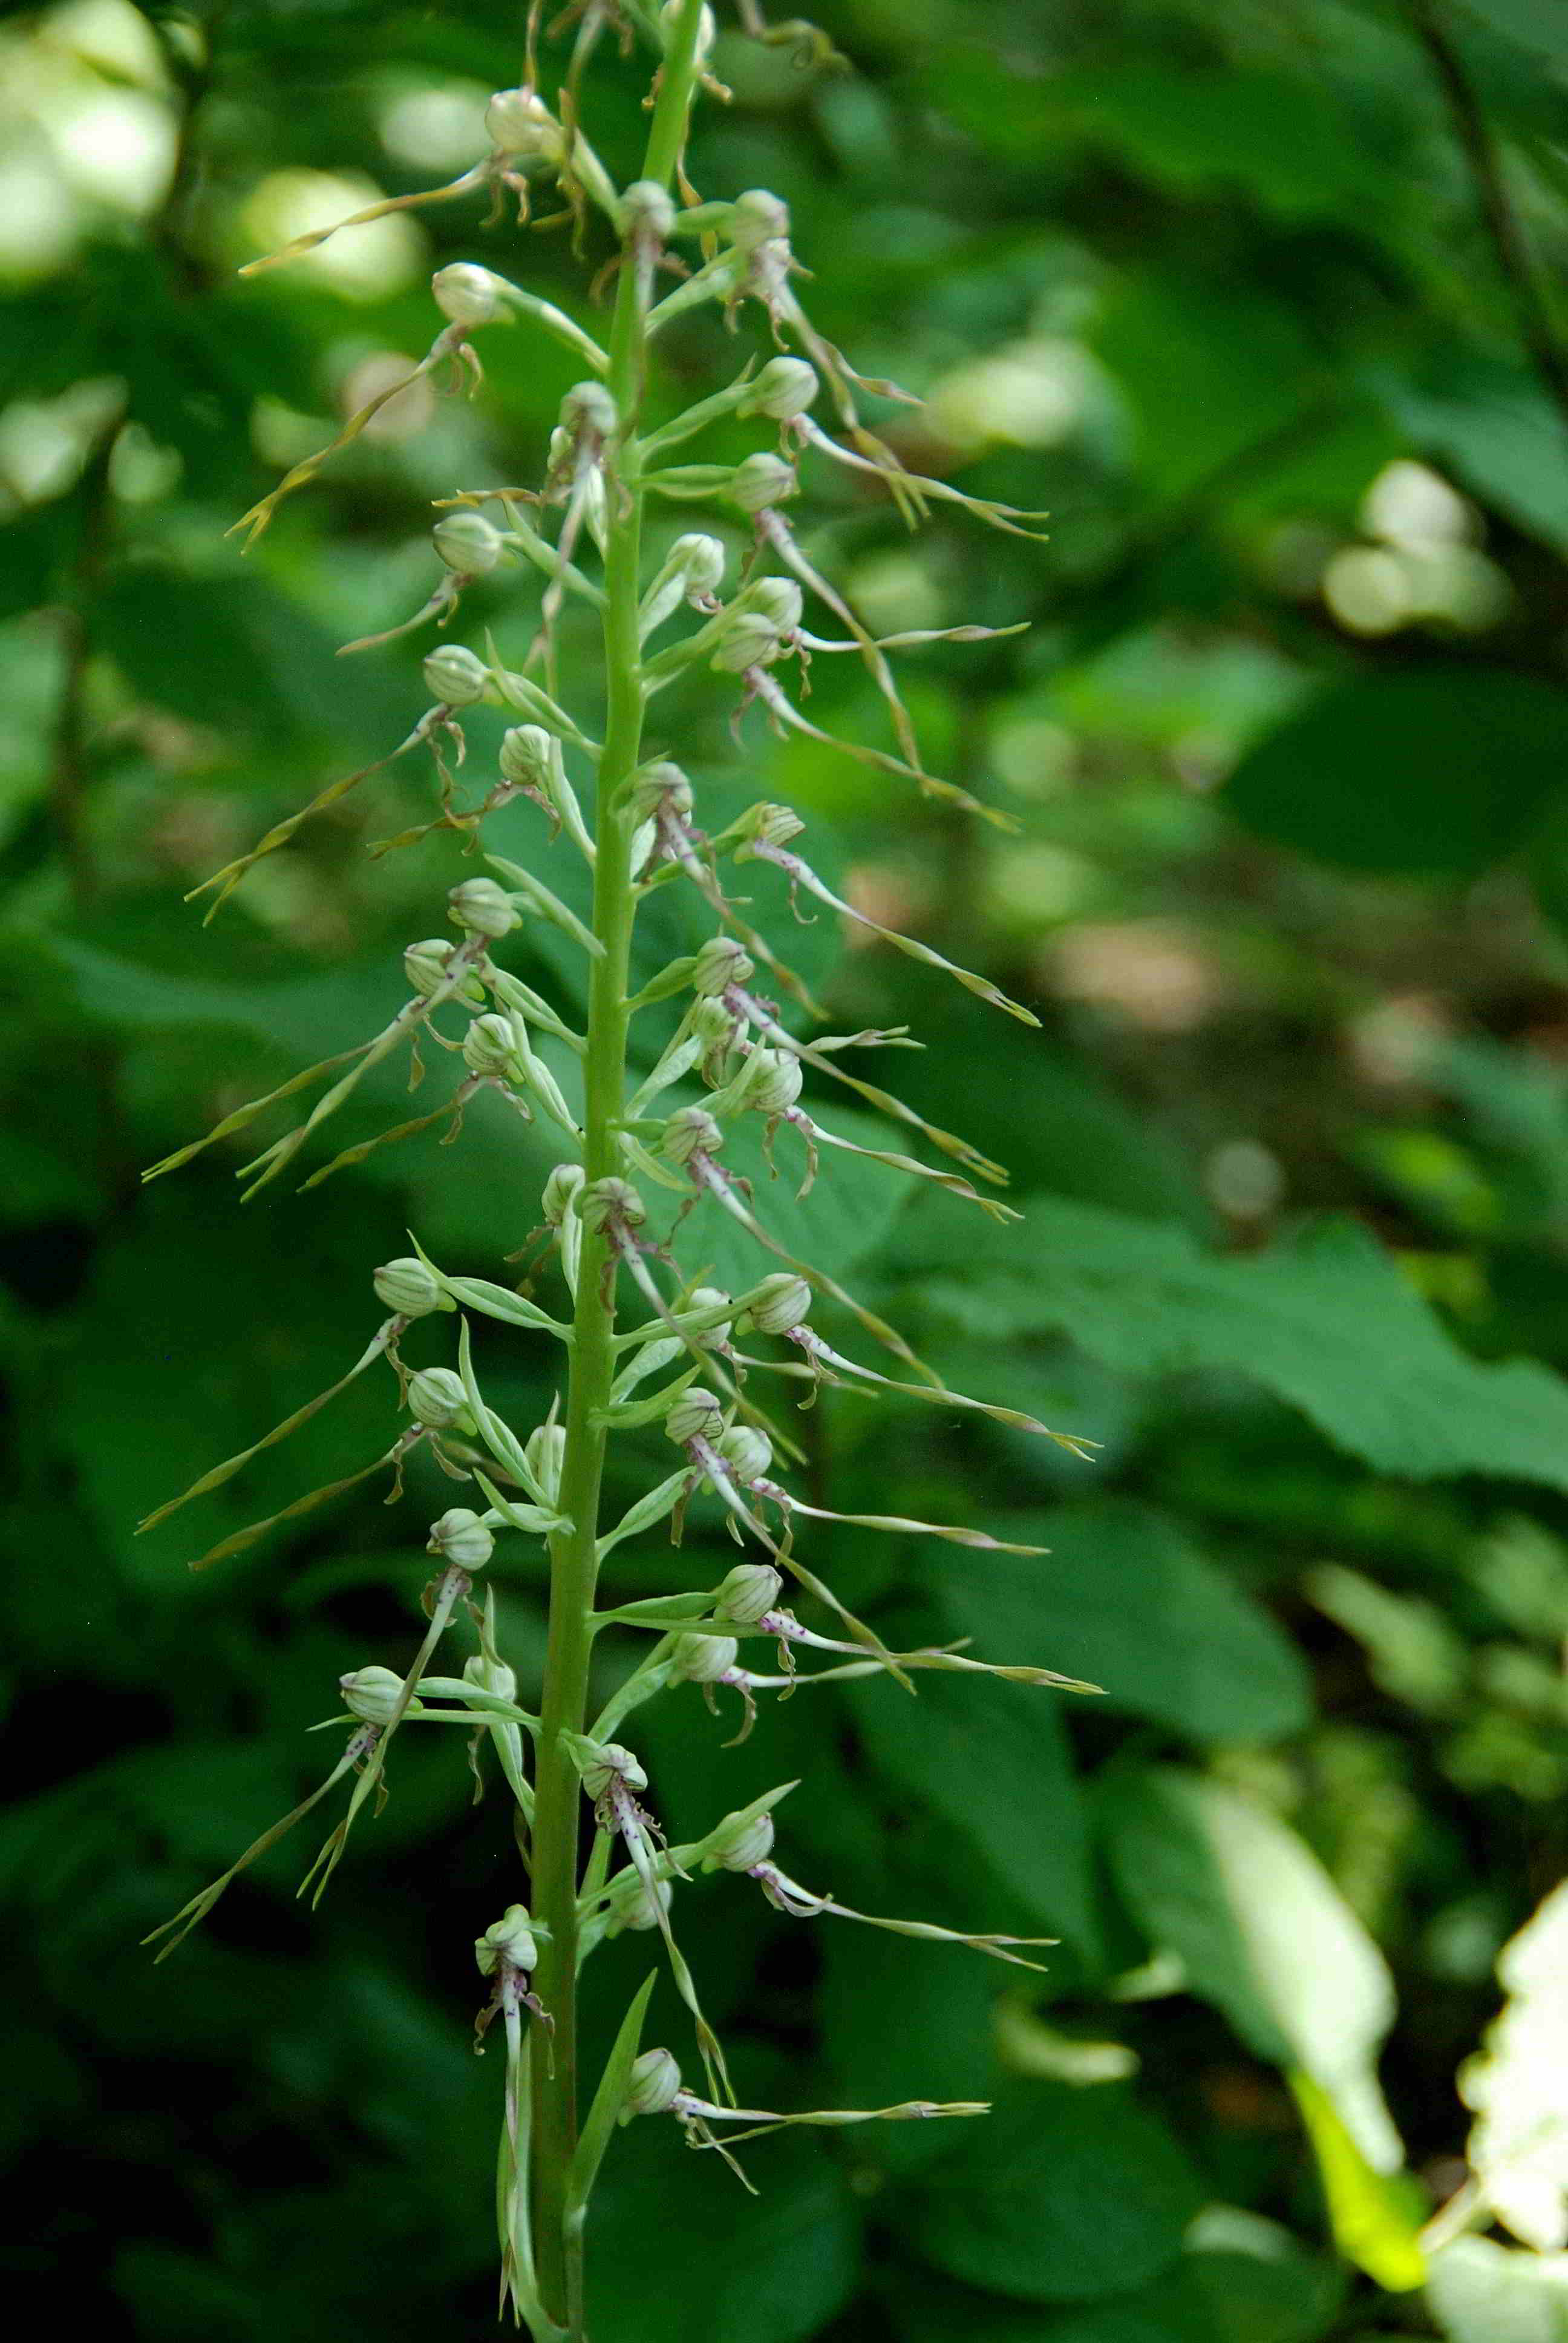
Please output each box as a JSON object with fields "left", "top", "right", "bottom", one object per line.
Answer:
{"left": 5, "top": 0, "right": 1568, "bottom": 2335}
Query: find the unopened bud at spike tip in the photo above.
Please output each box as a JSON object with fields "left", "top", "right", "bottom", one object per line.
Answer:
{"left": 665, "top": 1386, "right": 725, "bottom": 1446}
{"left": 423, "top": 642, "right": 491, "bottom": 706}
{"left": 428, "top": 1507, "right": 494, "bottom": 1568}
{"left": 475, "top": 1901, "right": 539, "bottom": 1976}
{"left": 692, "top": 936, "right": 753, "bottom": 997}
{"left": 432, "top": 262, "right": 505, "bottom": 329}
{"left": 339, "top": 1664, "right": 408, "bottom": 1726}
{"left": 622, "top": 2044, "right": 682, "bottom": 2119}
{"left": 714, "top": 1561, "right": 783, "bottom": 1624}
{"left": 704, "top": 1806, "right": 776, "bottom": 1872}
{"left": 433, "top": 510, "right": 505, "bottom": 575}
{"left": 408, "top": 1365, "right": 477, "bottom": 1433}
{"left": 742, "top": 1273, "right": 812, "bottom": 1337}
{"left": 448, "top": 877, "right": 520, "bottom": 939}
{"left": 373, "top": 1256, "right": 445, "bottom": 1318}
{"left": 672, "top": 1630, "right": 739, "bottom": 1684}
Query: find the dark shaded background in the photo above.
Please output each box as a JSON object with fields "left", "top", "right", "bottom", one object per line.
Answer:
{"left": 5, "top": 1, "right": 1568, "bottom": 2336}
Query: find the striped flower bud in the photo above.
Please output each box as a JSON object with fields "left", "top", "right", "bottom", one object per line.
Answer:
{"left": 704, "top": 1806, "right": 776, "bottom": 1872}
{"left": 665, "top": 1386, "right": 725, "bottom": 1446}
{"left": 692, "top": 936, "right": 753, "bottom": 996}
{"left": 403, "top": 937, "right": 483, "bottom": 1003}
{"left": 672, "top": 532, "right": 725, "bottom": 600}
{"left": 475, "top": 1902, "right": 539, "bottom": 1976}
{"left": 465, "top": 1649, "right": 517, "bottom": 1702}
{"left": 448, "top": 877, "right": 520, "bottom": 939}
{"left": 711, "top": 612, "right": 785, "bottom": 673}
{"left": 739, "top": 356, "right": 818, "bottom": 422}
{"left": 427, "top": 1507, "right": 494, "bottom": 1569}
{"left": 499, "top": 724, "right": 554, "bottom": 787}
{"left": 433, "top": 263, "right": 505, "bottom": 328}
{"left": 373, "top": 1256, "right": 445, "bottom": 1317}
{"left": 736, "top": 799, "right": 805, "bottom": 853}
{"left": 627, "top": 759, "right": 694, "bottom": 821}
{"left": 339, "top": 1665, "right": 407, "bottom": 1726}
{"left": 620, "top": 1876, "right": 673, "bottom": 1932}
{"left": 541, "top": 1162, "right": 586, "bottom": 1224}
{"left": 742, "top": 1273, "right": 812, "bottom": 1336}
{"left": 579, "top": 1176, "right": 645, "bottom": 1233}
{"left": 746, "top": 1046, "right": 803, "bottom": 1115}
{"left": 575, "top": 1740, "right": 647, "bottom": 1801}
{"left": 485, "top": 88, "right": 563, "bottom": 159}
{"left": 463, "top": 1011, "right": 521, "bottom": 1080}
{"left": 729, "top": 188, "right": 790, "bottom": 251}
{"left": 672, "top": 1630, "right": 739, "bottom": 1684}
{"left": 730, "top": 451, "right": 797, "bottom": 513}
{"left": 620, "top": 178, "right": 676, "bottom": 242}
{"left": 422, "top": 643, "right": 491, "bottom": 705}
{"left": 663, "top": 1105, "right": 721, "bottom": 1165}
{"left": 525, "top": 1420, "right": 566, "bottom": 1506}
{"left": 408, "top": 1366, "right": 477, "bottom": 1432}
{"left": 714, "top": 1562, "right": 782, "bottom": 1624}
{"left": 717, "top": 1423, "right": 771, "bottom": 1483}
{"left": 433, "top": 510, "right": 505, "bottom": 574}
{"left": 622, "top": 2045, "right": 682, "bottom": 2119}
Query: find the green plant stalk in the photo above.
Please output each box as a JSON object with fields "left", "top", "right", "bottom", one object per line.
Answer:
{"left": 528, "top": 7, "right": 708, "bottom": 2328}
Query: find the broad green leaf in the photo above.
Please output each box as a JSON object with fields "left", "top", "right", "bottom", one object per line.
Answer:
{"left": 901, "top": 2080, "right": 1203, "bottom": 2304}
{"left": 1100, "top": 1769, "right": 1400, "bottom": 2169}
{"left": 1460, "top": 1878, "right": 1568, "bottom": 2249}
{"left": 854, "top": 1670, "right": 1100, "bottom": 1962}
{"left": 587, "top": 2129, "right": 860, "bottom": 2343}
{"left": 929, "top": 1501, "right": 1310, "bottom": 1744}
{"left": 919, "top": 1199, "right": 1568, "bottom": 1493}
{"left": 1428, "top": 2238, "right": 1568, "bottom": 2343}
{"left": 1224, "top": 671, "right": 1568, "bottom": 877}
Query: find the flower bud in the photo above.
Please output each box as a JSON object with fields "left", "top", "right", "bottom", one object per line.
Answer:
{"left": 623, "top": 2044, "right": 682, "bottom": 2118}
{"left": 404, "top": 936, "right": 482, "bottom": 1003}
{"left": 692, "top": 936, "right": 753, "bottom": 997}
{"left": 740, "top": 356, "right": 818, "bottom": 422}
{"left": 715, "top": 1561, "right": 783, "bottom": 1624}
{"left": 662, "top": 1105, "right": 721, "bottom": 1165}
{"left": 688, "top": 1285, "right": 731, "bottom": 1321}
{"left": 448, "top": 877, "right": 520, "bottom": 939}
{"left": 711, "top": 612, "right": 788, "bottom": 673}
{"left": 541, "top": 1162, "right": 586, "bottom": 1224}
{"left": 485, "top": 88, "right": 563, "bottom": 159}
{"left": 475, "top": 1902, "right": 538, "bottom": 1976}
{"left": 465, "top": 1649, "right": 517, "bottom": 1702}
{"left": 339, "top": 1665, "right": 407, "bottom": 1725}
{"left": 627, "top": 759, "right": 694, "bottom": 822}
{"left": 738, "top": 799, "right": 805, "bottom": 852}
{"left": 673, "top": 531, "right": 726, "bottom": 600}
{"left": 743, "top": 1272, "right": 812, "bottom": 1336}
{"left": 691, "top": 997, "right": 742, "bottom": 1047}
{"left": 750, "top": 577, "right": 803, "bottom": 633}
{"left": 730, "top": 451, "right": 797, "bottom": 514}
{"left": 373, "top": 1256, "right": 445, "bottom": 1318}
{"left": 428, "top": 1507, "right": 494, "bottom": 1568}
{"left": 525, "top": 1420, "right": 566, "bottom": 1506}
{"left": 579, "top": 1176, "right": 645, "bottom": 1233}
{"left": 729, "top": 189, "right": 791, "bottom": 252}
{"left": 499, "top": 724, "right": 554, "bottom": 787}
{"left": 408, "top": 1366, "right": 477, "bottom": 1432}
{"left": 433, "top": 510, "right": 505, "bottom": 575}
{"left": 747, "top": 1046, "right": 803, "bottom": 1115}
{"left": 463, "top": 1011, "right": 520, "bottom": 1080}
{"left": 433, "top": 262, "right": 505, "bottom": 328}
{"left": 665, "top": 1386, "right": 725, "bottom": 1446}
{"left": 423, "top": 641, "right": 491, "bottom": 705}
{"left": 717, "top": 1423, "right": 772, "bottom": 1483}
{"left": 704, "top": 1806, "right": 776, "bottom": 1871}
{"left": 672, "top": 1630, "right": 739, "bottom": 1684}
{"left": 576, "top": 1740, "right": 647, "bottom": 1801}
{"left": 621, "top": 178, "right": 676, "bottom": 242}
{"left": 560, "top": 381, "right": 618, "bottom": 441}
{"left": 619, "top": 1876, "right": 673, "bottom": 1932}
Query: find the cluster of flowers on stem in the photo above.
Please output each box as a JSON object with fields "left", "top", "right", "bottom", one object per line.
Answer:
{"left": 140, "top": 7, "right": 1092, "bottom": 2336}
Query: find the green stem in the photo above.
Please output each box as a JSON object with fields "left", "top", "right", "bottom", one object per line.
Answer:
{"left": 528, "top": 7, "right": 708, "bottom": 2332}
